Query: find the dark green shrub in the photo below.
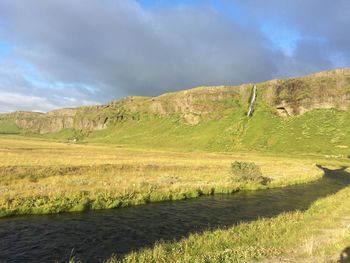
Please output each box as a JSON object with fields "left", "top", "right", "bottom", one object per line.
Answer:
{"left": 230, "top": 161, "right": 271, "bottom": 185}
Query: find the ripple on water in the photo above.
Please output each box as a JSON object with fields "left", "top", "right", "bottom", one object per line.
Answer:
{"left": 0, "top": 167, "right": 349, "bottom": 263}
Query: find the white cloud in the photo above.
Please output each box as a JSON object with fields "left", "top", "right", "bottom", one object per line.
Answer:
{"left": 0, "top": 91, "right": 55, "bottom": 112}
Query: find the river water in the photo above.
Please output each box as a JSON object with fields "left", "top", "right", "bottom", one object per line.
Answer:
{"left": 0, "top": 166, "right": 349, "bottom": 263}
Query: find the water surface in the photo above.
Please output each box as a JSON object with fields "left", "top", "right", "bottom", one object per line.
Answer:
{"left": 0, "top": 166, "right": 349, "bottom": 263}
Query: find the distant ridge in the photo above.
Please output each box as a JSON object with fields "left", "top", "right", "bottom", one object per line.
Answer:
{"left": 1, "top": 67, "right": 350, "bottom": 156}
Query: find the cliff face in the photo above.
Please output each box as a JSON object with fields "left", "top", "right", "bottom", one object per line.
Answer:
{"left": 10, "top": 110, "right": 76, "bottom": 134}
{"left": 2, "top": 68, "right": 350, "bottom": 134}
{"left": 4, "top": 107, "right": 110, "bottom": 134}
{"left": 260, "top": 68, "right": 350, "bottom": 116}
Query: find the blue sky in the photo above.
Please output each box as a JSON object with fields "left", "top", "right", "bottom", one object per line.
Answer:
{"left": 0, "top": 41, "right": 11, "bottom": 57}
{"left": 0, "top": 0, "right": 349, "bottom": 112}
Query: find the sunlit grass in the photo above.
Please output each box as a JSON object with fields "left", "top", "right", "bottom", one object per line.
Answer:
{"left": 107, "top": 183, "right": 350, "bottom": 263}
{"left": 0, "top": 135, "right": 332, "bottom": 217}
{"left": 1, "top": 135, "right": 350, "bottom": 262}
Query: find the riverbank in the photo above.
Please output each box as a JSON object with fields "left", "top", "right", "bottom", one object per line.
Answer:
{"left": 1, "top": 165, "right": 349, "bottom": 262}
{"left": 1, "top": 136, "right": 350, "bottom": 262}
{"left": 109, "top": 179, "right": 350, "bottom": 263}
{"left": 0, "top": 135, "right": 346, "bottom": 217}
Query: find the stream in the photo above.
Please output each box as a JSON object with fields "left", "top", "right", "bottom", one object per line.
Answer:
{"left": 0, "top": 166, "right": 349, "bottom": 263}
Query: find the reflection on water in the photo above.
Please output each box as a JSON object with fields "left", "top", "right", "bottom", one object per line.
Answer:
{"left": 0, "top": 166, "right": 349, "bottom": 263}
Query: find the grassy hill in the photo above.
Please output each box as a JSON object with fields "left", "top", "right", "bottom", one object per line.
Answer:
{"left": 84, "top": 105, "right": 350, "bottom": 156}
{"left": 1, "top": 68, "right": 350, "bottom": 156}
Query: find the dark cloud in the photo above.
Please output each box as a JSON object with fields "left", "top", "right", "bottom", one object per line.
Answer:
{"left": 0, "top": 0, "right": 349, "bottom": 112}
{"left": 234, "top": 0, "right": 350, "bottom": 74}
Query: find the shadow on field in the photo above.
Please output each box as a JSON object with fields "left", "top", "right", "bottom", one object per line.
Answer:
{"left": 1, "top": 165, "right": 350, "bottom": 263}
{"left": 339, "top": 246, "right": 350, "bottom": 262}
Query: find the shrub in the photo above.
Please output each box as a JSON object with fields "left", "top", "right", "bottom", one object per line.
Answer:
{"left": 230, "top": 161, "right": 271, "bottom": 185}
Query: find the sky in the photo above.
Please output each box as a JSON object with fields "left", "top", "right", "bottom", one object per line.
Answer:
{"left": 0, "top": 0, "right": 349, "bottom": 113}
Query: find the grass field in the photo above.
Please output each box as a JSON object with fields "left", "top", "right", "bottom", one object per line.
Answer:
{"left": 0, "top": 134, "right": 342, "bottom": 217}
{"left": 68, "top": 108, "right": 350, "bottom": 157}
{"left": 4, "top": 107, "right": 350, "bottom": 157}
{"left": 1, "top": 135, "right": 350, "bottom": 262}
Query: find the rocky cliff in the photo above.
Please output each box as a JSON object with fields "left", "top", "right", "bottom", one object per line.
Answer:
{"left": 2, "top": 68, "right": 350, "bottom": 134}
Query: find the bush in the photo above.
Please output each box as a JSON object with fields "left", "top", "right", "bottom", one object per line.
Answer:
{"left": 230, "top": 161, "right": 271, "bottom": 185}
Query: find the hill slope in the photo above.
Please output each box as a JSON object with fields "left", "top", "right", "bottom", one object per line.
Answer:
{"left": 1, "top": 68, "right": 350, "bottom": 155}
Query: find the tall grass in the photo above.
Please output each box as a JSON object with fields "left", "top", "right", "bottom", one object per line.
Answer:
{"left": 0, "top": 136, "right": 329, "bottom": 217}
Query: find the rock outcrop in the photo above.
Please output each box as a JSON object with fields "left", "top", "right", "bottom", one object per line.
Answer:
{"left": 2, "top": 68, "right": 350, "bottom": 134}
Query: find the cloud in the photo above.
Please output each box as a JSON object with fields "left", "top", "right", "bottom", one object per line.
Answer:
{"left": 234, "top": 0, "right": 350, "bottom": 75}
{"left": 0, "top": 57, "right": 100, "bottom": 112}
{"left": 0, "top": 0, "right": 349, "bottom": 112}
{"left": 0, "top": 91, "right": 56, "bottom": 112}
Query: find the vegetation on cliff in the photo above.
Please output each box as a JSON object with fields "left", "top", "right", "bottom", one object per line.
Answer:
{"left": 1, "top": 68, "right": 350, "bottom": 156}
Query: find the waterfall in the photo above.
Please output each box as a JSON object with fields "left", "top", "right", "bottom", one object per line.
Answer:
{"left": 247, "top": 85, "right": 256, "bottom": 117}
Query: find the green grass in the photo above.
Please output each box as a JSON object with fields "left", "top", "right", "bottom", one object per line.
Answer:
{"left": 2, "top": 68, "right": 350, "bottom": 157}
{"left": 240, "top": 108, "right": 350, "bottom": 155}
{"left": 0, "top": 136, "right": 330, "bottom": 218}
{"left": 106, "top": 182, "right": 350, "bottom": 263}
{"left": 86, "top": 114, "right": 242, "bottom": 152}
{"left": 2, "top": 70, "right": 350, "bottom": 262}
{"left": 42, "top": 128, "right": 85, "bottom": 141}
{"left": 0, "top": 119, "right": 21, "bottom": 134}
{"left": 81, "top": 108, "right": 350, "bottom": 157}
{"left": 1, "top": 131, "right": 350, "bottom": 262}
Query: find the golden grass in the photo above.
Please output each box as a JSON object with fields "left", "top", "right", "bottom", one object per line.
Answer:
{"left": 2, "top": 135, "right": 350, "bottom": 262}
{"left": 0, "top": 135, "right": 345, "bottom": 217}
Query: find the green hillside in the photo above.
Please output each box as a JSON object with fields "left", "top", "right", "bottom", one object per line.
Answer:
{"left": 2, "top": 68, "right": 350, "bottom": 156}
{"left": 0, "top": 116, "right": 22, "bottom": 134}
{"left": 84, "top": 107, "right": 350, "bottom": 156}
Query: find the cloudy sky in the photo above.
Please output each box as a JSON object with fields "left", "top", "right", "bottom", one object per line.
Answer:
{"left": 0, "top": 0, "right": 349, "bottom": 112}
